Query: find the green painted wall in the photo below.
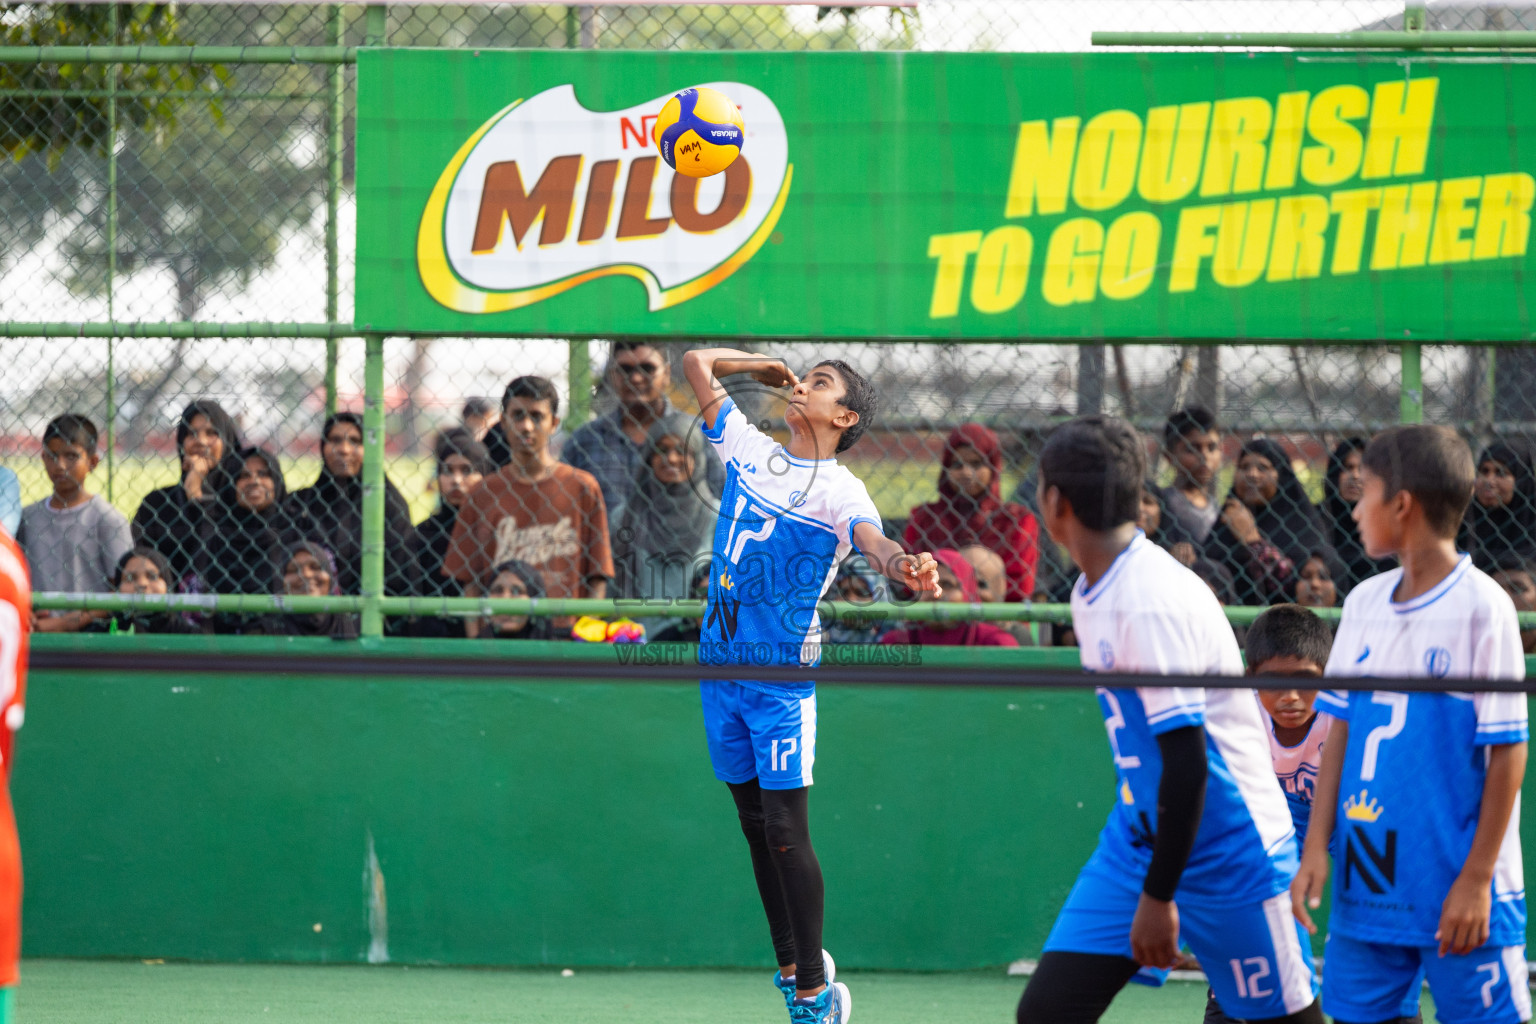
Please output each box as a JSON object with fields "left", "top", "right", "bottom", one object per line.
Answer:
{"left": 16, "top": 648, "right": 1112, "bottom": 968}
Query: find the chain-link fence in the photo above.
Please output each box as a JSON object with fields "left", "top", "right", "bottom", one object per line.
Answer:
{"left": 4, "top": 2, "right": 1536, "bottom": 642}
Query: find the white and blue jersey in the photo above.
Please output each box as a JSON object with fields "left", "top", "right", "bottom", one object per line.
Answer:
{"left": 698, "top": 398, "right": 881, "bottom": 695}
{"left": 696, "top": 398, "right": 881, "bottom": 791}
{"left": 1317, "top": 557, "right": 1528, "bottom": 949}
{"left": 1045, "top": 536, "right": 1318, "bottom": 1019}
{"left": 1071, "top": 535, "right": 1300, "bottom": 908}
{"left": 1262, "top": 705, "right": 1334, "bottom": 844}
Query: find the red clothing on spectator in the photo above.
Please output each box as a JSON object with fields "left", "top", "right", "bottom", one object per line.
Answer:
{"left": 878, "top": 549, "right": 1020, "bottom": 647}
{"left": 903, "top": 424, "right": 1038, "bottom": 600}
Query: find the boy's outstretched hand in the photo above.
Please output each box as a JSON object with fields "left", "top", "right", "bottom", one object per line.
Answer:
{"left": 1289, "top": 844, "right": 1330, "bottom": 935}
{"left": 1437, "top": 871, "right": 1492, "bottom": 956}
{"left": 899, "top": 551, "right": 942, "bottom": 598}
{"left": 849, "top": 524, "right": 942, "bottom": 599}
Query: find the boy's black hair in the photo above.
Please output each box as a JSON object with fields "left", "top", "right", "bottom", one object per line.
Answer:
{"left": 1245, "top": 603, "right": 1333, "bottom": 673}
{"left": 813, "top": 359, "right": 876, "bottom": 454}
{"left": 1163, "top": 404, "right": 1218, "bottom": 450}
{"left": 502, "top": 375, "right": 560, "bottom": 417}
{"left": 43, "top": 413, "right": 99, "bottom": 453}
{"left": 461, "top": 396, "right": 496, "bottom": 419}
{"left": 1038, "top": 416, "right": 1145, "bottom": 531}
{"left": 1362, "top": 425, "right": 1475, "bottom": 538}
{"left": 434, "top": 427, "right": 493, "bottom": 475}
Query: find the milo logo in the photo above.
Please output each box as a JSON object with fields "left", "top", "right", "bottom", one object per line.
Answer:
{"left": 416, "top": 82, "right": 792, "bottom": 314}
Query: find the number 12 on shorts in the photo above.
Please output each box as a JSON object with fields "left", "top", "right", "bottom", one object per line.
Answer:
{"left": 770, "top": 738, "right": 798, "bottom": 773}
{"left": 1230, "top": 957, "right": 1272, "bottom": 999}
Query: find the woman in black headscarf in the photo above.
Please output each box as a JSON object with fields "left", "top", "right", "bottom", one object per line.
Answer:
{"left": 479, "top": 559, "right": 553, "bottom": 640}
{"left": 1322, "top": 437, "right": 1396, "bottom": 594}
{"left": 1465, "top": 438, "right": 1536, "bottom": 572}
{"left": 412, "top": 428, "right": 492, "bottom": 638}
{"left": 1203, "top": 438, "right": 1341, "bottom": 606}
{"left": 199, "top": 447, "right": 299, "bottom": 632}
{"left": 286, "top": 412, "right": 421, "bottom": 601}
{"left": 132, "top": 400, "right": 243, "bottom": 586}
{"left": 247, "top": 540, "right": 360, "bottom": 639}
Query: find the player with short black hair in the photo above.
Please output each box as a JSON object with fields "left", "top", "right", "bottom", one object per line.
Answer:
{"left": 1161, "top": 406, "right": 1224, "bottom": 546}
{"left": 681, "top": 347, "right": 937, "bottom": 1024}
{"left": 1295, "top": 426, "right": 1529, "bottom": 1024}
{"left": 1245, "top": 604, "right": 1334, "bottom": 674}
{"left": 1018, "top": 415, "right": 1322, "bottom": 1024}
{"left": 502, "top": 374, "right": 561, "bottom": 417}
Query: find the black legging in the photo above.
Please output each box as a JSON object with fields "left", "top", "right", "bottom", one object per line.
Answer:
{"left": 728, "top": 779, "right": 826, "bottom": 991}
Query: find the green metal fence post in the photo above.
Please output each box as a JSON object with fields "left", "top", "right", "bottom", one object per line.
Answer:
{"left": 361, "top": 334, "right": 387, "bottom": 639}
{"left": 104, "top": 4, "right": 119, "bottom": 503}
{"left": 568, "top": 339, "right": 592, "bottom": 429}
{"left": 1401, "top": 342, "right": 1424, "bottom": 424}
{"left": 324, "top": 5, "right": 344, "bottom": 418}
{"left": 365, "top": 5, "right": 388, "bottom": 47}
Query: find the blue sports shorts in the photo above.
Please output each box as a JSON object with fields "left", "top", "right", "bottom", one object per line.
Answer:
{"left": 701, "top": 680, "right": 817, "bottom": 790}
{"left": 1323, "top": 932, "right": 1530, "bottom": 1024}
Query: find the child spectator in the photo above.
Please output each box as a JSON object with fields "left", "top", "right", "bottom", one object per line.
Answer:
{"left": 612, "top": 414, "right": 715, "bottom": 612}
{"left": 287, "top": 412, "right": 421, "bottom": 601}
{"left": 562, "top": 342, "right": 723, "bottom": 533}
{"left": 413, "top": 429, "right": 491, "bottom": 637}
{"left": 17, "top": 414, "right": 133, "bottom": 633}
{"left": 248, "top": 541, "right": 359, "bottom": 639}
{"left": 1295, "top": 425, "right": 1527, "bottom": 1024}
{"left": 880, "top": 549, "right": 1019, "bottom": 648}
{"left": 822, "top": 554, "right": 891, "bottom": 644}
{"left": 959, "top": 543, "right": 1033, "bottom": 646}
{"left": 1493, "top": 559, "right": 1536, "bottom": 655}
{"left": 905, "top": 424, "right": 1039, "bottom": 600}
{"left": 1158, "top": 405, "right": 1222, "bottom": 545}
{"left": 1465, "top": 437, "right": 1536, "bottom": 573}
{"left": 0, "top": 467, "right": 19, "bottom": 536}
{"left": 132, "top": 400, "right": 243, "bottom": 586}
{"left": 85, "top": 548, "right": 200, "bottom": 635}
{"left": 1204, "top": 438, "right": 1339, "bottom": 606}
{"left": 1322, "top": 437, "right": 1395, "bottom": 593}
{"left": 480, "top": 560, "right": 553, "bottom": 641}
{"left": 444, "top": 377, "right": 613, "bottom": 616}
{"left": 1292, "top": 554, "right": 1338, "bottom": 610}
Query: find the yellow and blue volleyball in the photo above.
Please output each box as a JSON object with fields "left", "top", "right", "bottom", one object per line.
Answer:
{"left": 652, "top": 86, "right": 745, "bottom": 178}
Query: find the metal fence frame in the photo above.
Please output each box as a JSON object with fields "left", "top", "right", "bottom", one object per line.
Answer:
{"left": 5, "top": 4, "right": 1534, "bottom": 637}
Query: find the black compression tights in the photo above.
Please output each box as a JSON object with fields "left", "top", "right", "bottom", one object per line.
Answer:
{"left": 728, "top": 779, "right": 826, "bottom": 991}
{"left": 1018, "top": 952, "right": 1325, "bottom": 1024}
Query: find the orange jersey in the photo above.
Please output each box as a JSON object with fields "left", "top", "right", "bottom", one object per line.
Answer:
{"left": 0, "top": 529, "right": 27, "bottom": 987}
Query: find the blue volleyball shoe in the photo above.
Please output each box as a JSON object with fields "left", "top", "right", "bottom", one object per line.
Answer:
{"left": 773, "top": 949, "right": 836, "bottom": 1008}
{"left": 789, "top": 980, "right": 851, "bottom": 1024}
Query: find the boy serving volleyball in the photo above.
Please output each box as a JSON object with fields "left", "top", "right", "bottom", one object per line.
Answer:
{"left": 1018, "top": 416, "right": 1322, "bottom": 1024}
{"left": 681, "top": 348, "right": 939, "bottom": 1024}
{"left": 1294, "top": 426, "right": 1529, "bottom": 1024}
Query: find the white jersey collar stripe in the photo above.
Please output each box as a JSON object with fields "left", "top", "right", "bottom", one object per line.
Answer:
{"left": 1077, "top": 532, "right": 1146, "bottom": 606}
{"left": 1391, "top": 554, "right": 1472, "bottom": 614}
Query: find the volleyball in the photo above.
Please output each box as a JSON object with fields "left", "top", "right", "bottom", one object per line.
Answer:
{"left": 652, "top": 86, "right": 745, "bottom": 178}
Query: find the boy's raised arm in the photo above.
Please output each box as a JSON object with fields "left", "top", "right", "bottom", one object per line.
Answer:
{"left": 1292, "top": 716, "right": 1347, "bottom": 933}
{"left": 1438, "top": 740, "right": 1528, "bottom": 956}
{"left": 682, "top": 348, "right": 799, "bottom": 431}
{"left": 852, "top": 523, "right": 941, "bottom": 597}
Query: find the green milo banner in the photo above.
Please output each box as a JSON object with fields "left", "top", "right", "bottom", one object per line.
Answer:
{"left": 355, "top": 50, "right": 1536, "bottom": 341}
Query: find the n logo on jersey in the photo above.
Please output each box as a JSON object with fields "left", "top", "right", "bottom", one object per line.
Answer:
{"left": 1343, "top": 825, "right": 1398, "bottom": 894}
{"left": 705, "top": 594, "right": 741, "bottom": 641}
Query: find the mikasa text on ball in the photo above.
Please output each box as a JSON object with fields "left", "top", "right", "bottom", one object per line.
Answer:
{"left": 652, "top": 86, "right": 745, "bottom": 178}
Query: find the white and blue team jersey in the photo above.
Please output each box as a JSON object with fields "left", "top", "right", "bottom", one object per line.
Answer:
{"left": 1262, "top": 704, "right": 1335, "bottom": 843}
{"left": 1071, "top": 534, "right": 1299, "bottom": 907}
{"left": 1317, "top": 556, "right": 1528, "bottom": 948}
{"left": 700, "top": 398, "right": 881, "bottom": 696}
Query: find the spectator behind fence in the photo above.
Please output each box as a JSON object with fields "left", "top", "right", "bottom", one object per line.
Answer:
{"left": 84, "top": 547, "right": 200, "bottom": 635}
{"left": 823, "top": 554, "right": 891, "bottom": 644}
{"left": 880, "top": 548, "right": 1019, "bottom": 648}
{"left": 443, "top": 377, "right": 613, "bottom": 615}
{"left": 0, "top": 468, "right": 19, "bottom": 536}
{"left": 1465, "top": 437, "right": 1536, "bottom": 573}
{"left": 1159, "top": 404, "right": 1223, "bottom": 545}
{"left": 562, "top": 341, "right": 723, "bottom": 534}
{"left": 460, "top": 397, "right": 500, "bottom": 443}
{"left": 131, "top": 400, "right": 243, "bottom": 585}
{"left": 1493, "top": 559, "right": 1536, "bottom": 655}
{"left": 287, "top": 412, "right": 421, "bottom": 602}
{"left": 905, "top": 424, "right": 1038, "bottom": 601}
{"left": 958, "top": 543, "right": 1034, "bottom": 646}
{"left": 613, "top": 414, "right": 714, "bottom": 609}
{"left": 17, "top": 414, "right": 133, "bottom": 633}
{"left": 247, "top": 540, "right": 359, "bottom": 639}
{"left": 1138, "top": 478, "right": 1197, "bottom": 565}
{"left": 1293, "top": 553, "right": 1338, "bottom": 610}
{"left": 1203, "top": 438, "right": 1339, "bottom": 606}
{"left": 413, "top": 429, "right": 491, "bottom": 638}
{"left": 1322, "top": 437, "right": 1395, "bottom": 594}
{"left": 480, "top": 559, "right": 553, "bottom": 641}
{"left": 200, "top": 447, "right": 293, "bottom": 596}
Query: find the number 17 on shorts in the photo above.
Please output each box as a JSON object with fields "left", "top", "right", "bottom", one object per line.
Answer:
{"left": 701, "top": 681, "right": 818, "bottom": 790}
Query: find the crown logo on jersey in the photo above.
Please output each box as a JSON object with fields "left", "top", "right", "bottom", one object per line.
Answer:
{"left": 1120, "top": 779, "right": 1134, "bottom": 806}
{"left": 719, "top": 571, "right": 735, "bottom": 591}
{"left": 1343, "top": 790, "right": 1385, "bottom": 823}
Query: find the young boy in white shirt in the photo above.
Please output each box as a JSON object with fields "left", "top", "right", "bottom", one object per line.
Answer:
{"left": 1293, "top": 425, "right": 1528, "bottom": 1024}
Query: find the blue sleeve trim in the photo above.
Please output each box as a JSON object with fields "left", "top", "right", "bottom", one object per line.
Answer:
{"left": 1315, "top": 690, "right": 1352, "bottom": 717}
{"left": 701, "top": 398, "right": 735, "bottom": 443}
{"left": 847, "top": 515, "right": 882, "bottom": 550}
{"left": 1475, "top": 727, "right": 1530, "bottom": 746}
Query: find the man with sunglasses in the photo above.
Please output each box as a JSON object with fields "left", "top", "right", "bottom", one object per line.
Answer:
{"left": 563, "top": 341, "right": 725, "bottom": 534}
